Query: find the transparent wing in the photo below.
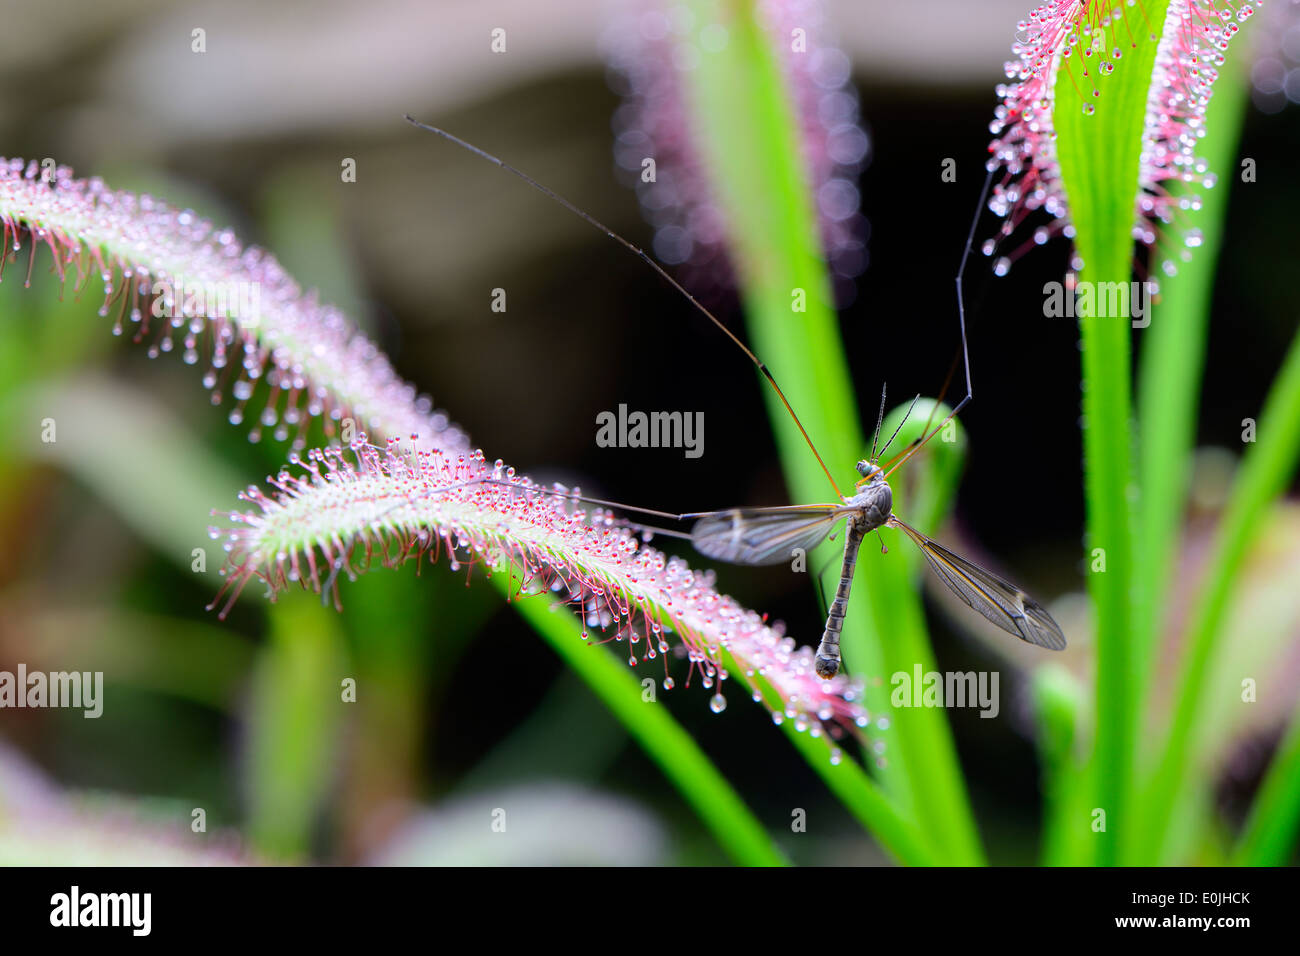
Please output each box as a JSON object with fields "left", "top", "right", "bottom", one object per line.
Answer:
{"left": 892, "top": 517, "right": 1066, "bottom": 650}
{"left": 688, "top": 505, "right": 846, "bottom": 566}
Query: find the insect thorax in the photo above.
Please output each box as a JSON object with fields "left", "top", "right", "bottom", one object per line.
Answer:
{"left": 847, "top": 474, "right": 892, "bottom": 533}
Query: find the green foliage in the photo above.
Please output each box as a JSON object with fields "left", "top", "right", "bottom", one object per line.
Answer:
{"left": 1052, "top": 4, "right": 1173, "bottom": 865}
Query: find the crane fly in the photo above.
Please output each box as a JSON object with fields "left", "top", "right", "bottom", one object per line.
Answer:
{"left": 682, "top": 390, "right": 1067, "bottom": 677}
{"left": 405, "top": 116, "right": 1067, "bottom": 678}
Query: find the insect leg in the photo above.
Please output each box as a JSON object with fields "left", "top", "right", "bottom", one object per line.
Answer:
{"left": 404, "top": 116, "right": 845, "bottom": 501}
{"left": 882, "top": 164, "right": 997, "bottom": 479}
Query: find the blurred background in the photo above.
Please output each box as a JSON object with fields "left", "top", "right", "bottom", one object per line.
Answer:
{"left": 0, "top": 0, "right": 1297, "bottom": 864}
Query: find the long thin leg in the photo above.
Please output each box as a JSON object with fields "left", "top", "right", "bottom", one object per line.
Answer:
{"left": 409, "top": 474, "right": 840, "bottom": 525}
{"left": 406, "top": 117, "right": 845, "bottom": 502}
{"left": 403, "top": 475, "right": 691, "bottom": 522}
{"left": 869, "top": 384, "right": 888, "bottom": 461}
{"left": 882, "top": 164, "right": 996, "bottom": 480}
{"left": 367, "top": 476, "right": 700, "bottom": 547}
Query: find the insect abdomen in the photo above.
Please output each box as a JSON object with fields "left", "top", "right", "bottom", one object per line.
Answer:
{"left": 815, "top": 519, "right": 866, "bottom": 679}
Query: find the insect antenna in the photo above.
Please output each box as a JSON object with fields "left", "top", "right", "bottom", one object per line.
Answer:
{"left": 875, "top": 392, "right": 921, "bottom": 463}
{"left": 869, "top": 384, "right": 888, "bottom": 461}
{"left": 882, "top": 164, "right": 996, "bottom": 480}
{"left": 404, "top": 116, "right": 844, "bottom": 501}
{"left": 880, "top": 351, "right": 958, "bottom": 472}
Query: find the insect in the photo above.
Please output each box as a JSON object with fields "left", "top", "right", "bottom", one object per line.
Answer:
{"left": 405, "top": 116, "right": 1066, "bottom": 678}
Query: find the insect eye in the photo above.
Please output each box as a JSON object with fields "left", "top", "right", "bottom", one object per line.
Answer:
{"left": 856, "top": 460, "right": 874, "bottom": 477}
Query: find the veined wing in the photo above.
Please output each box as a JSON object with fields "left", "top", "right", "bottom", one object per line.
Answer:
{"left": 687, "top": 505, "right": 847, "bottom": 566}
{"left": 892, "top": 517, "right": 1066, "bottom": 650}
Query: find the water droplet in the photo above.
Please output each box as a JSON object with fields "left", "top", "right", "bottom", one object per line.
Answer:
{"left": 709, "top": 693, "right": 726, "bottom": 714}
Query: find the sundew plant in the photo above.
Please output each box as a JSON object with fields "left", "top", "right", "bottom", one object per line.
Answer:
{"left": 0, "top": 0, "right": 1298, "bottom": 868}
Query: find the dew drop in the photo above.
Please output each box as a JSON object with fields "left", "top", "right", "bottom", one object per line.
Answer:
{"left": 709, "top": 693, "right": 727, "bottom": 714}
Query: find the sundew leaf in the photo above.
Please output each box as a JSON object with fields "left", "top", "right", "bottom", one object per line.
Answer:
{"left": 0, "top": 157, "right": 470, "bottom": 456}
{"left": 1051, "top": 1, "right": 1166, "bottom": 869}
{"left": 211, "top": 440, "right": 869, "bottom": 738}
{"left": 1053, "top": 0, "right": 1258, "bottom": 867}
{"left": 984, "top": 0, "right": 1259, "bottom": 865}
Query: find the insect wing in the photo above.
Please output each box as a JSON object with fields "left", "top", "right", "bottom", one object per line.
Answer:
{"left": 689, "top": 506, "right": 844, "bottom": 566}
{"left": 892, "top": 518, "right": 1066, "bottom": 650}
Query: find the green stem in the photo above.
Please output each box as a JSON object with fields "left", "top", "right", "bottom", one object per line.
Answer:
{"left": 732, "top": 643, "right": 938, "bottom": 864}
{"left": 1075, "top": 241, "right": 1137, "bottom": 869}
{"left": 779, "top": 722, "right": 937, "bottom": 866}
{"left": 503, "top": 581, "right": 788, "bottom": 866}
{"left": 1129, "top": 51, "right": 1250, "bottom": 864}
{"left": 1033, "top": 665, "right": 1090, "bottom": 867}
{"left": 247, "top": 598, "right": 348, "bottom": 860}
{"left": 1234, "top": 699, "right": 1300, "bottom": 865}
{"left": 1142, "top": 328, "right": 1300, "bottom": 863}
{"left": 506, "top": 576, "right": 939, "bottom": 865}
{"left": 1051, "top": 5, "right": 1173, "bottom": 863}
